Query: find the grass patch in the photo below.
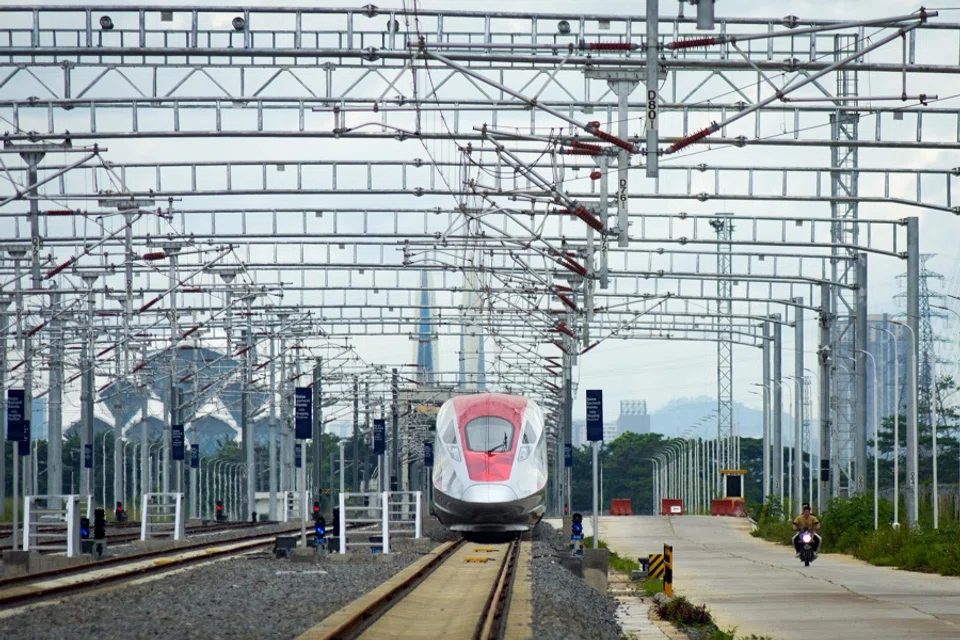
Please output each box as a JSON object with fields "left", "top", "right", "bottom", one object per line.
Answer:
{"left": 751, "top": 494, "right": 960, "bottom": 577}
{"left": 582, "top": 536, "right": 640, "bottom": 574}
{"left": 641, "top": 576, "right": 664, "bottom": 596}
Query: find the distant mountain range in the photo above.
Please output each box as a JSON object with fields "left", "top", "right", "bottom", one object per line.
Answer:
{"left": 648, "top": 395, "right": 795, "bottom": 440}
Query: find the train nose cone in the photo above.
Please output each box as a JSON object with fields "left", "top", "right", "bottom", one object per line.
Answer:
{"left": 461, "top": 484, "right": 519, "bottom": 504}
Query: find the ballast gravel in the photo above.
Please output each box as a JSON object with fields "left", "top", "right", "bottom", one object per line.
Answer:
{"left": 0, "top": 545, "right": 436, "bottom": 639}
{"left": 531, "top": 521, "right": 624, "bottom": 640}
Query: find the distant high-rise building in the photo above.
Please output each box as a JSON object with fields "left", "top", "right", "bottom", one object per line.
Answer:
{"left": 458, "top": 271, "right": 485, "bottom": 390}
{"left": 573, "top": 418, "right": 620, "bottom": 446}
{"left": 603, "top": 421, "right": 620, "bottom": 442}
{"left": 415, "top": 269, "right": 439, "bottom": 386}
{"left": 867, "top": 314, "right": 908, "bottom": 428}
{"left": 573, "top": 419, "right": 586, "bottom": 448}
{"left": 618, "top": 400, "right": 651, "bottom": 435}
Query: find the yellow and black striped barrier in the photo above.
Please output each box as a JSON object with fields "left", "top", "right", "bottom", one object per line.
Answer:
{"left": 664, "top": 544, "right": 674, "bottom": 597}
{"left": 648, "top": 553, "right": 665, "bottom": 579}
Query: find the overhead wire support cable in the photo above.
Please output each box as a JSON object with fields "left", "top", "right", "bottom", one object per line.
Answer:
{"left": 666, "top": 17, "right": 930, "bottom": 153}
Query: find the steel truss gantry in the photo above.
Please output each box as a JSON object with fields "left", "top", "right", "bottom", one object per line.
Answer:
{"left": 0, "top": 4, "right": 953, "bottom": 522}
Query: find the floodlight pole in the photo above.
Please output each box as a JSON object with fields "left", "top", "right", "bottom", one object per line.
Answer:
{"left": 794, "top": 298, "right": 805, "bottom": 515}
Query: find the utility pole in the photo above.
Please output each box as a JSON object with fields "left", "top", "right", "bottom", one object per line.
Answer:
{"left": 48, "top": 289, "right": 64, "bottom": 502}
{"left": 391, "top": 368, "right": 399, "bottom": 491}
{"left": 81, "top": 274, "right": 99, "bottom": 501}
{"left": 364, "top": 382, "right": 371, "bottom": 491}
{"left": 22, "top": 149, "right": 45, "bottom": 500}
{"left": 244, "top": 295, "right": 255, "bottom": 520}
{"left": 313, "top": 358, "right": 323, "bottom": 508}
{"left": 905, "top": 217, "right": 920, "bottom": 527}
{"left": 0, "top": 296, "right": 10, "bottom": 516}
{"left": 352, "top": 376, "right": 359, "bottom": 492}
{"left": 818, "top": 284, "right": 833, "bottom": 512}
{"left": 762, "top": 319, "right": 771, "bottom": 501}
{"left": 269, "top": 322, "right": 278, "bottom": 520}
{"left": 772, "top": 314, "right": 783, "bottom": 507}
{"left": 854, "top": 254, "right": 869, "bottom": 496}
{"left": 794, "top": 299, "right": 805, "bottom": 514}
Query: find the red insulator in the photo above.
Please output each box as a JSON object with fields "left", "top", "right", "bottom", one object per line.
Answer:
{"left": 180, "top": 288, "right": 203, "bottom": 293}
{"left": 668, "top": 121, "right": 720, "bottom": 153}
{"left": 570, "top": 140, "right": 603, "bottom": 153}
{"left": 564, "top": 148, "right": 599, "bottom": 156}
{"left": 45, "top": 209, "right": 75, "bottom": 216}
{"left": 569, "top": 204, "right": 605, "bottom": 232}
{"left": 555, "top": 321, "right": 577, "bottom": 338}
{"left": 590, "top": 128, "right": 637, "bottom": 153}
{"left": 557, "top": 292, "right": 578, "bottom": 310}
{"left": 581, "top": 341, "right": 600, "bottom": 354}
{"left": 667, "top": 36, "right": 718, "bottom": 50}
{"left": 138, "top": 296, "right": 162, "bottom": 313}
{"left": 96, "top": 345, "right": 116, "bottom": 358}
{"left": 142, "top": 251, "right": 166, "bottom": 261}
{"left": 181, "top": 325, "right": 200, "bottom": 338}
{"left": 590, "top": 170, "right": 602, "bottom": 180}
{"left": 45, "top": 257, "right": 74, "bottom": 279}
{"left": 560, "top": 257, "right": 588, "bottom": 278}
{"left": 588, "top": 42, "right": 634, "bottom": 51}
{"left": 26, "top": 321, "right": 47, "bottom": 337}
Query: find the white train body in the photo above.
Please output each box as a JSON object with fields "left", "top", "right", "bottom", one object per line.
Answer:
{"left": 432, "top": 393, "right": 548, "bottom": 532}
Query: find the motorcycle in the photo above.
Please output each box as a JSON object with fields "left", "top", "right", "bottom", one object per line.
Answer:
{"left": 793, "top": 528, "right": 820, "bottom": 567}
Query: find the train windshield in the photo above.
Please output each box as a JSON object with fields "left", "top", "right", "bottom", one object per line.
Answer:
{"left": 464, "top": 416, "right": 515, "bottom": 453}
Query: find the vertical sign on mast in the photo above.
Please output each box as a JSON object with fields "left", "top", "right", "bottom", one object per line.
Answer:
{"left": 586, "top": 389, "right": 604, "bottom": 549}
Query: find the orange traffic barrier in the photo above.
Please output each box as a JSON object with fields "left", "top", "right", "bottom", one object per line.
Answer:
{"left": 710, "top": 497, "right": 748, "bottom": 517}
{"left": 610, "top": 498, "right": 633, "bottom": 515}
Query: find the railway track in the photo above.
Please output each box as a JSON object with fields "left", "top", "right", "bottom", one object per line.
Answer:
{"left": 303, "top": 536, "right": 524, "bottom": 640}
{"left": 0, "top": 525, "right": 305, "bottom": 609}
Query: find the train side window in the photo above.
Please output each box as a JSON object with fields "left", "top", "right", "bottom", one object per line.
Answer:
{"left": 522, "top": 420, "right": 537, "bottom": 445}
{"left": 441, "top": 418, "right": 458, "bottom": 445}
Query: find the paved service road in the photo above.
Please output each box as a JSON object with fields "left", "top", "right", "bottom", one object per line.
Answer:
{"left": 595, "top": 515, "right": 960, "bottom": 639}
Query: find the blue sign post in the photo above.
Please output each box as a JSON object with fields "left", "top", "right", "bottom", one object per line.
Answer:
{"left": 6, "top": 389, "right": 24, "bottom": 441}
{"left": 586, "top": 389, "right": 604, "bottom": 442}
{"left": 294, "top": 387, "right": 312, "bottom": 440}
{"left": 295, "top": 442, "right": 302, "bottom": 468}
{"left": 373, "top": 419, "right": 386, "bottom": 455}
{"left": 172, "top": 424, "right": 185, "bottom": 460}
{"left": 564, "top": 443, "right": 573, "bottom": 468}
{"left": 84, "top": 443, "right": 93, "bottom": 469}
{"left": 585, "top": 389, "right": 604, "bottom": 551}
{"left": 190, "top": 444, "right": 200, "bottom": 469}
{"left": 423, "top": 441, "right": 434, "bottom": 467}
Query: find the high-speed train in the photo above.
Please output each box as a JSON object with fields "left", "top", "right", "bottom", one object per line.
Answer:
{"left": 432, "top": 393, "right": 548, "bottom": 532}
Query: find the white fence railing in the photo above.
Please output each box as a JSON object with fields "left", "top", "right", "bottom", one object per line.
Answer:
{"left": 141, "top": 493, "right": 185, "bottom": 541}
{"left": 338, "top": 491, "right": 422, "bottom": 554}
{"left": 23, "top": 494, "right": 82, "bottom": 557}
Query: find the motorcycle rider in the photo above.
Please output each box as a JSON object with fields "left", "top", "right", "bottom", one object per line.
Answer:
{"left": 792, "top": 502, "right": 821, "bottom": 556}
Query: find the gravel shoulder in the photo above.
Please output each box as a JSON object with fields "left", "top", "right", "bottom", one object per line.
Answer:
{"left": 0, "top": 525, "right": 452, "bottom": 640}
{"left": 531, "top": 521, "right": 623, "bottom": 640}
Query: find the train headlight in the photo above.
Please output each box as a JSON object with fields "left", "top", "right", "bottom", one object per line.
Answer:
{"left": 517, "top": 445, "right": 532, "bottom": 462}
{"left": 447, "top": 444, "right": 462, "bottom": 462}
